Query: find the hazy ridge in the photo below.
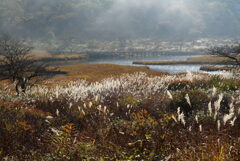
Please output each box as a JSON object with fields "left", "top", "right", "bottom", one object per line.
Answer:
{"left": 0, "top": 0, "right": 240, "bottom": 41}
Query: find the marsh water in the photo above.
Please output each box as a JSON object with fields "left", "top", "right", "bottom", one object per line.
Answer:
{"left": 81, "top": 51, "right": 205, "bottom": 73}
{"left": 58, "top": 51, "right": 205, "bottom": 73}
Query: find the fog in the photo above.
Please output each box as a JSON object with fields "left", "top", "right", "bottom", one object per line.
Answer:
{"left": 0, "top": 0, "right": 240, "bottom": 41}
{"left": 94, "top": 0, "right": 240, "bottom": 39}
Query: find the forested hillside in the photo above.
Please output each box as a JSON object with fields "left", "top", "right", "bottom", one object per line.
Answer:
{"left": 0, "top": 0, "right": 240, "bottom": 41}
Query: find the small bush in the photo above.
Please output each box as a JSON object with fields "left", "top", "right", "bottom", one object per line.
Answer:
{"left": 168, "top": 80, "right": 194, "bottom": 91}
{"left": 171, "top": 90, "right": 209, "bottom": 116}
{"left": 219, "top": 81, "right": 240, "bottom": 92}
{"left": 168, "top": 79, "right": 211, "bottom": 91}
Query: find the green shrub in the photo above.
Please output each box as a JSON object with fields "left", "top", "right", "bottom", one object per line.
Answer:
{"left": 168, "top": 79, "right": 211, "bottom": 91}
{"left": 171, "top": 90, "right": 209, "bottom": 116}
{"left": 168, "top": 80, "right": 194, "bottom": 91}
{"left": 210, "top": 75, "right": 222, "bottom": 87}
{"left": 119, "top": 95, "right": 140, "bottom": 108}
{"left": 219, "top": 81, "right": 240, "bottom": 92}
{"left": 209, "top": 75, "right": 240, "bottom": 92}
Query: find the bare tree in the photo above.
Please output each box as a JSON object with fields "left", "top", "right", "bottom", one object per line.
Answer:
{"left": 207, "top": 44, "right": 240, "bottom": 66}
{"left": 0, "top": 39, "right": 50, "bottom": 94}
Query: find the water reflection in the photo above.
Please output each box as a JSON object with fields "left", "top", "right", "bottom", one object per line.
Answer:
{"left": 82, "top": 51, "right": 204, "bottom": 73}
{"left": 148, "top": 65, "right": 202, "bottom": 73}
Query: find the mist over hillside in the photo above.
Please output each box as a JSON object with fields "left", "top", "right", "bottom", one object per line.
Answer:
{"left": 0, "top": 0, "right": 240, "bottom": 41}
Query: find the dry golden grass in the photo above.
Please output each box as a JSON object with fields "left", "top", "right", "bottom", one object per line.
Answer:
{"left": 30, "top": 50, "right": 52, "bottom": 59}
{"left": 30, "top": 50, "right": 86, "bottom": 60}
{"left": 49, "top": 64, "right": 166, "bottom": 83}
{"left": 53, "top": 54, "right": 86, "bottom": 59}
{"left": 200, "top": 65, "right": 240, "bottom": 71}
{"left": 0, "top": 64, "right": 166, "bottom": 88}
{"left": 186, "top": 56, "right": 232, "bottom": 63}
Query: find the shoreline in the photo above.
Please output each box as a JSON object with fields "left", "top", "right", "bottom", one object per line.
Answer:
{"left": 200, "top": 66, "right": 239, "bottom": 72}
{"left": 133, "top": 56, "right": 233, "bottom": 65}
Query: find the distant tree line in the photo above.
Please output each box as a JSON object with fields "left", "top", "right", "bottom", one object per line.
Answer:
{"left": 0, "top": 0, "right": 240, "bottom": 41}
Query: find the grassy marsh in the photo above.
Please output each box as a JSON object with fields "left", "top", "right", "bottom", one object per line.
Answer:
{"left": 0, "top": 63, "right": 240, "bottom": 160}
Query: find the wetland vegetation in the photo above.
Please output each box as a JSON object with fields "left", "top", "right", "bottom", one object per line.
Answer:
{"left": 1, "top": 63, "right": 240, "bottom": 160}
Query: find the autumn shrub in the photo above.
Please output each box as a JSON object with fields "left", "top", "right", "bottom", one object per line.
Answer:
{"left": 103, "top": 109, "right": 176, "bottom": 160}
{"left": 40, "top": 123, "right": 96, "bottom": 160}
{"left": 174, "top": 135, "right": 240, "bottom": 161}
{"left": 0, "top": 106, "right": 49, "bottom": 160}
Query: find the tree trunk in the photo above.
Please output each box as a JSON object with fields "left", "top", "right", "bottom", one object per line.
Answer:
{"left": 15, "top": 77, "right": 28, "bottom": 94}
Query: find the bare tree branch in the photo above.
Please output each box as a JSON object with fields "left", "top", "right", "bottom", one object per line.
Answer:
{"left": 207, "top": 44, "right": 240, "bottom": 66}
{"left": 0, "top": 38, "right": 51, "bottom": 94}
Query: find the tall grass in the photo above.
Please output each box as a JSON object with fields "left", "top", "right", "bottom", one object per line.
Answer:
{"left": 0, "top": 71, "right": 240, "bottom": 160}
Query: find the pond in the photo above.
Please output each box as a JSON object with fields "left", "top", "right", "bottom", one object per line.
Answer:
{"left": 80, "top": 51, "right": 205, "bottom": 73}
